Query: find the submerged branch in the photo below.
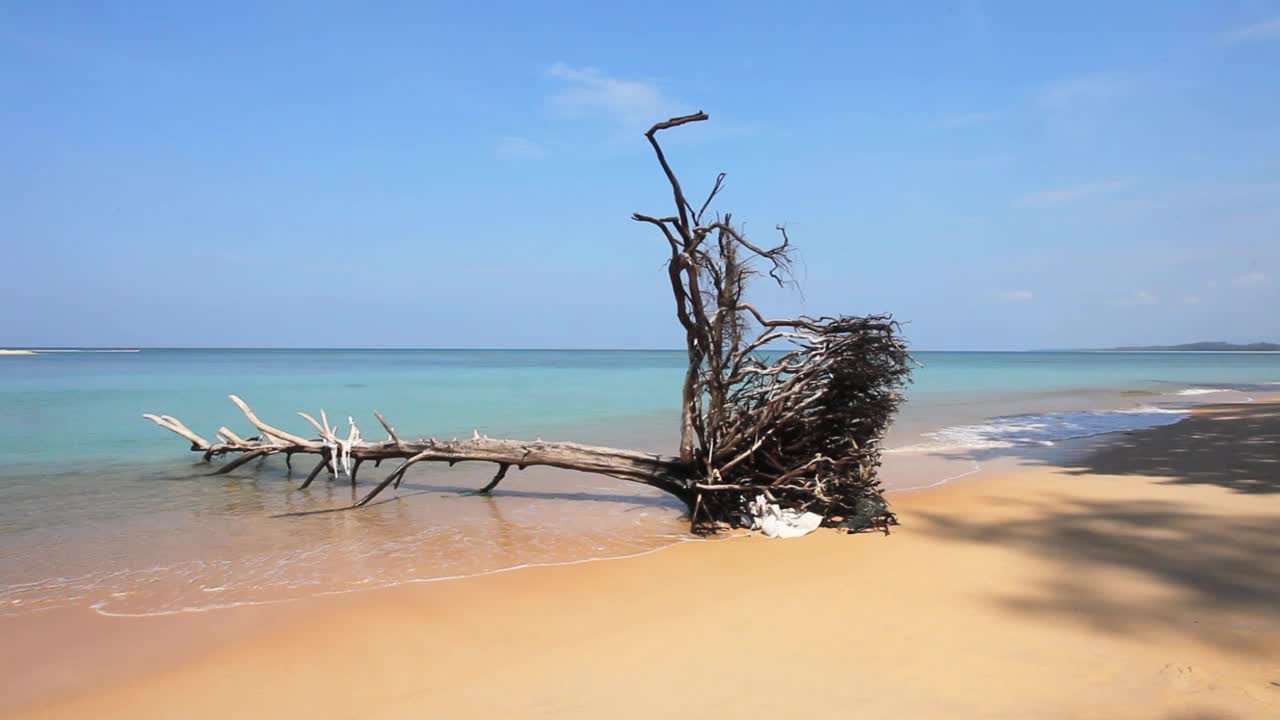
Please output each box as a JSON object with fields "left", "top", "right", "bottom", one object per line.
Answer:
{"left": 147, "top": 396, "right": 690, "bottom": 510}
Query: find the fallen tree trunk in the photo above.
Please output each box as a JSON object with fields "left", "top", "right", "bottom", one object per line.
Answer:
{"left": 146, "top": 396, "right": 690, "bottom": 508}
{"left": 147, "top": 111, "right": 911, "bottom": 535}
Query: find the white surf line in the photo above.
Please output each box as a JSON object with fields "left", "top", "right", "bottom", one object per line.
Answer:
{"left": 885, "top": 389, "right": 1280, "bottom": 495}
{"left": 886, "top": 460, "right": 984, "bottom": 494}
{"left": 91, "top": 534, "right": 735, "bottom": 619}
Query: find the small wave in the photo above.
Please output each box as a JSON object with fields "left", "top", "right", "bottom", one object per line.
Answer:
{"left": 1, "top": 517, "right": 704, "bottom": 618}
{"left": 87, "top": 536, "right": 718, "bottom": 618}
{"left": 888, "top": 461, "right": 984, "bottom": 492}
{"left": 1174, "top": 388, "right": 1230, "bottom": 396}
{"left": 888, "top": 407, "right": 1188, "bottom": 454}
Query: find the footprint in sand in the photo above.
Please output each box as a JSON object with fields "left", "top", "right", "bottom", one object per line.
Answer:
{"left": 1160, "top": 662, "right": 1207, "bottom": 692}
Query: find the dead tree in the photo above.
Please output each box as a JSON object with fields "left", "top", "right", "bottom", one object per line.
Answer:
{"left": 148, "top": 112, "right": 911, "bottom": 533}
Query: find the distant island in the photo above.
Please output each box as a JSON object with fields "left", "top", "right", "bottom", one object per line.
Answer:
{"left": 1100, "top": 342, "right": 1280, "bottom": 352}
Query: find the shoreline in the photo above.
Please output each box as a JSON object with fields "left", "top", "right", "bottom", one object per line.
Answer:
{"left": 0, "top": 402, "right": 1173, "bottom": 620}
{"left": 43, "top": 455, "right": 997, "bottom": 621}
{"left": 2, "top": 381, "right": 1211, "bottom": 619}
{"left": 4, "top": 399, "right": 1278, "bottom": 718}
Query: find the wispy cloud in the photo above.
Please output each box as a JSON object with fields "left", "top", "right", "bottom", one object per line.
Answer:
{"left": 1232, "top": 271, "right": 1270, "bottom": 288}
{"left": 495, "top": 136, "right": 548, "bottom": 159}
{"left": 1111, "top": 290, "right": 1159, "bottom": 306}
{"left": 995, "top": 289, "right": 1034, "bottom": 302}
{"left": 1018, "top": 179, "right": 1129, "bottom": 208}
{"left": 934, "top": 112, "right": 996, "bottom": 129}
{"left": 1038, "top": 72, "right": 1135, "bottom": 110}
{"left": 1181, "top": 295, "right": 1201, "bottom": 305}
{"left": 547, "top": 62, "right": 673, "bottom": 127}
{"left": 1222, "top": 17, "right": 1280, "bottom": 44}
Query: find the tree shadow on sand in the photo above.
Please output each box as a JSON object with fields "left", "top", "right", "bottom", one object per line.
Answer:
{"left": 913, "top": 404, "right": 1280, "bottom": 660}
{"left": 1050, "top": 403, "right": 1280, "bottom": 494}
{"left": 915, "top": 492, "right": 1280, "bottom": 654}
{"left": 898, "top": 402, "right": 1280, "bottom": 660}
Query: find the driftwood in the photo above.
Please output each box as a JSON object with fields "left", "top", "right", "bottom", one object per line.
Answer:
{"left": 145, "top": 399, "right": 688, "bottom": 507}
{"left": 147, "top": 112, "right": 911, "bottom": 534}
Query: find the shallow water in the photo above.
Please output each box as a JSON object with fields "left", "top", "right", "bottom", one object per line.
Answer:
{"left": 1, "top": 349, "right": 1278, "bottom": 616}
{"left": 1, "top": 460, "right": 691, "bottom": 616}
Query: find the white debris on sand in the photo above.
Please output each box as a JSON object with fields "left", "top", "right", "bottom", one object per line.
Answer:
{"left": 748, "top": 494, "right": 824, "bottom": 538}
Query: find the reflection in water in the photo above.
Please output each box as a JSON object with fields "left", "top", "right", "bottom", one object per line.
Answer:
{"left": 0, "top": 457, "right": 688, "bottom": 617}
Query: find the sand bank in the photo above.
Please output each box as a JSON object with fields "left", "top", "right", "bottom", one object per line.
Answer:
{"left": 4, "top": 402, "right": 1278, "bottom": 719}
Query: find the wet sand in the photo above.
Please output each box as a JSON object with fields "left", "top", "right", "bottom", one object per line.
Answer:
{"left": 4, "top": 401, "right": 1279, "bottom": 719}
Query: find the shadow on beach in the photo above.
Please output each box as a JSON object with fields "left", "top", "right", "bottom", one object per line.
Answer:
{"left": 1052, "top": 403, "right": 1280, "bottom": 495}
{"left": 915, "top": 493, "right": 1280, "bottom": 652}
{"left": 921, "top": 402, "right": 1280, "bottom": 496}
{"left": 913, "top": 402, "right": 1280, "bottom": 655}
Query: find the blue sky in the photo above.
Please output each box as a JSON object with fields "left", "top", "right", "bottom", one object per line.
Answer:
{"left": 2, "top": 1, "right": 1277, "bottom": 350}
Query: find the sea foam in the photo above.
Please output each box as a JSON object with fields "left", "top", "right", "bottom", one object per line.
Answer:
{"left": 889, "top": 407, "right": 1188, "bottom": 453}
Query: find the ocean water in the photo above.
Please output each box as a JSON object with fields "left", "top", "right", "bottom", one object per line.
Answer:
{"left": 2, "top": 349, "right": 1278, "bottom": 616}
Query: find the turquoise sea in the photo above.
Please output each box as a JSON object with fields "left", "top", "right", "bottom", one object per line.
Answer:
{"left": 2, "top": 349, "right": 1278, "bottom": 616}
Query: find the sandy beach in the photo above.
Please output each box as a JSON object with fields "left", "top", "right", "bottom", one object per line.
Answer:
{"left": 4, "top": 400, "right": 1278, "bottom": 719}
{"left": 8, "top": 4, "right": 1277, "bottom": 717}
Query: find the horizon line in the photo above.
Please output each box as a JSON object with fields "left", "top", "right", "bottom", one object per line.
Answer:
{"left": 4, "top": 345, "right": 1241, "bottom": 354}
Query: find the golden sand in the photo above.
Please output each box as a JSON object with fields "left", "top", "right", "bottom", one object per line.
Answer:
{"left": 4, "top": 402, "right": 1278, "bottom": 719}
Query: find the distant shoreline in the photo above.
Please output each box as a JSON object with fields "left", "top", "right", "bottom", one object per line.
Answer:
{"left": 1084, "top": 350, "right": 1280, "bottom": 354}
{"left": 1094, "top": 342, "right": 1280, "bottom": 352}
